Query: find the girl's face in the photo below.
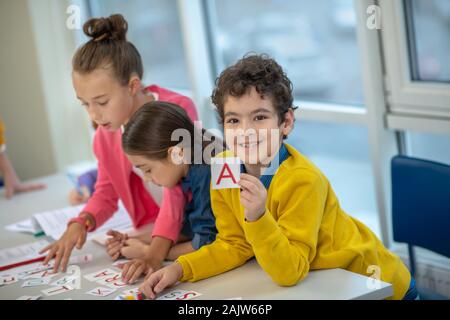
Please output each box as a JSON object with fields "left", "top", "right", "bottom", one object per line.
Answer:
{"left": 223, "top": 86, "right": 294, "bottom": 166}
{"left": 126, "top": 150, "right": 189, "bottom": 188}
{"left": 72, "top": 69, "right": 137, "bottom": 131}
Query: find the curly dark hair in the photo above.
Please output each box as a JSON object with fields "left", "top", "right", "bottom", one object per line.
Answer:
{"left": 211, "top": 53, "right": 297, "bottom": 126}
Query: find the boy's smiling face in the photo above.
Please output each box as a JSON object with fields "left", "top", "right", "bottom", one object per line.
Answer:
{"left": 223, "top": 86, "right": 294, "bottom": 171}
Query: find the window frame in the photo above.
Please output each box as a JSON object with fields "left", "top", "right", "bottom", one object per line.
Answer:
{"left": 379, "top": 0, "right": 450, "bottom": 123}
{"left": 204, "top": 0, "right": 370, "bottom": 126}
{"left": 87, "top": 0, "right": 195, "bottom": 93}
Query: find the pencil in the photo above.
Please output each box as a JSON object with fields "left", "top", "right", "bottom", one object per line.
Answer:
{"left": 0, "top": 256, "right": 46, "bottom": 272}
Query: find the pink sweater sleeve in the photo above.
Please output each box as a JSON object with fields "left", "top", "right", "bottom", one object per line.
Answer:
{"left": 151, "top": 185, "right": 186, "bottom": 242}
{"left": 81, "top": 136, "right": 119, "bottom": 231}
{"left": 179, "top": 96, "right": 199, "bottom": 122}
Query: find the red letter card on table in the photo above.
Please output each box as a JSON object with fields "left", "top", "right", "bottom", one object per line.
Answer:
{"left": 211, "top": 157, "right": 241, "bottom": 190}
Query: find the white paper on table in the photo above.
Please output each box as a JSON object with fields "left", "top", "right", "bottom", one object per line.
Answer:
{"left": 22, "top": 277, "right": 52, "bottom": 287}
{"left": 65, "top": 265, "right": 82, "bottom": 289}
{"left": 211, "top": 157, "right": 241, "bottom": 190}
{"left": 5, "top": 218, "right": 42, "bottom": 234}
{"left": 0, "top": 275, "right": 19, "bottom": 285}
{"left": 50, "top": 275, "right": 78, "bottom": 287}
{"left": 17, "top": 254, "right": 91, "bottom": 280}
{"left": 26, "top": 270, "right": 59, "bottom": 280}
{"left": 33, "top": 202, "right": 132, "bottom": 241}
{"left": 0, "top": 239, "right": 50, "bottom": 273}
{"left": 10, "top": 263, "right": 53, "bottom": 279}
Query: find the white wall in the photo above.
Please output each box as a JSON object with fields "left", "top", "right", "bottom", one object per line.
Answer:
{"left": 0, "top": 0, "right": 94, "bottom": 181}
{"left": 0, "top": 0, "right": 57, "bottom": 180}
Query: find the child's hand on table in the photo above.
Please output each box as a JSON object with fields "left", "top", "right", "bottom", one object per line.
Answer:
{"left": 106, "top": 230, "right": 128, "bottom": 261}
{"left": 120, "top": 238, "right": 151, "bottom": 259}
{"left": 238, "top": 173, "right": 267, "bottom": 222}
{"left": 120, "top": 257, "right": 163, "bottom": 284}
{"left": 138, "top": 262, "right": 183, "bottom": 299}
{"left": 39, "top": 221, "right": 87, "bottom": 272}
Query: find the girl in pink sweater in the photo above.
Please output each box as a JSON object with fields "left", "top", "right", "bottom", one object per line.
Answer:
{"left": 40, "top": 14, "right": 198, "bottom": 274}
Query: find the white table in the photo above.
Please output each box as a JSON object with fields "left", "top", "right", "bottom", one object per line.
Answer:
{"left": 0, "top": 174, "right": 393, "bottom": 300}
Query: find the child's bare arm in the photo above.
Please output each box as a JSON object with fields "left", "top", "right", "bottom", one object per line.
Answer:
{"left": 120, "top": 236, "right": 172, "bottom": 261}
{"left": 145, "top": 236, "right": 173, "bottom": 260}
{"left": 166, "top": 241, "right": 195, "bottom": 261}
{"left": 131, "top": 232, "right": 153, "bottom": 244}
{"left": 120, "top": 236, "right": 174, "bottom": 284}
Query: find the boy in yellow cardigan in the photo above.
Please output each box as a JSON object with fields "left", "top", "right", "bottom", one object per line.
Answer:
{"left": 138, "top": 54, "right": 415, "bottom": 300}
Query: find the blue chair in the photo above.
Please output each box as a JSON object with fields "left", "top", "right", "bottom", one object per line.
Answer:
{"left": 392, "top": 155, "right": 450, "bottom": 300}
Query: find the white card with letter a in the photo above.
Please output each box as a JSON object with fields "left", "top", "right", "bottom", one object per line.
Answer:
{"left": 211, "top": 157, "right": 241, "bottom": 190}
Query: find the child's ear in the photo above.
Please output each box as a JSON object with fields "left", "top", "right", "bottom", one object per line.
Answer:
{"left": 128, "top": 75, "right": 142, "bottom": 96}
{"left": 281, "top": 108, "right": 295, "bottom": 137}
{"left": 168, "top": 146, "right": 184, "bottom": 165}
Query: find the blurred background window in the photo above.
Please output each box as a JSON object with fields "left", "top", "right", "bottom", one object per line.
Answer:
{"left": 407, "top": 132, "right": 450, "bottom": 165}
{"left": 207, "top": 0, "right": 364, "bottom": 106}
{"left": 405, "top": 0, "right": 450, "bottom": 82}
{"left": 88, "top": 0, "right": 191, "bottom": 90}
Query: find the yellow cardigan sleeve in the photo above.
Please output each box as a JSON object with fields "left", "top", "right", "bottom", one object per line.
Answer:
{"left": 177, "top": 187, "right": 254, "bottom": 282}
{"left": 242, "top": 169, "right": 327, "bottom": 286}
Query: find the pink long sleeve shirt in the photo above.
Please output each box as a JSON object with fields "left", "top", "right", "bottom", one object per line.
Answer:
{"left": 81, "top": 85, "right": 198, "bottom": 242}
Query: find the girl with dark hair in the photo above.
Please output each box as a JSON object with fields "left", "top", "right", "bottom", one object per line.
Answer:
{"left": 119, "top": 101, "right": 222, "bottom": 284}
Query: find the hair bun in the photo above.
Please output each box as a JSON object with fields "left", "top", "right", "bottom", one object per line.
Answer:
{"left": 83, "top": 14, "right": 128, "bottom": 42}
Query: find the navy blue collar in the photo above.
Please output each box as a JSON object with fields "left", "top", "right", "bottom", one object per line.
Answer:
{"left": 240, "top": 144, "right": 290, "bottom": 190}
{"left": 181, "top": 164, "right": 202, "bottom": 193}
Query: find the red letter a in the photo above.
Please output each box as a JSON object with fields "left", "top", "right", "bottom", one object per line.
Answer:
{"left": 216, "top": 163, "right": 237, "bottom": 185}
